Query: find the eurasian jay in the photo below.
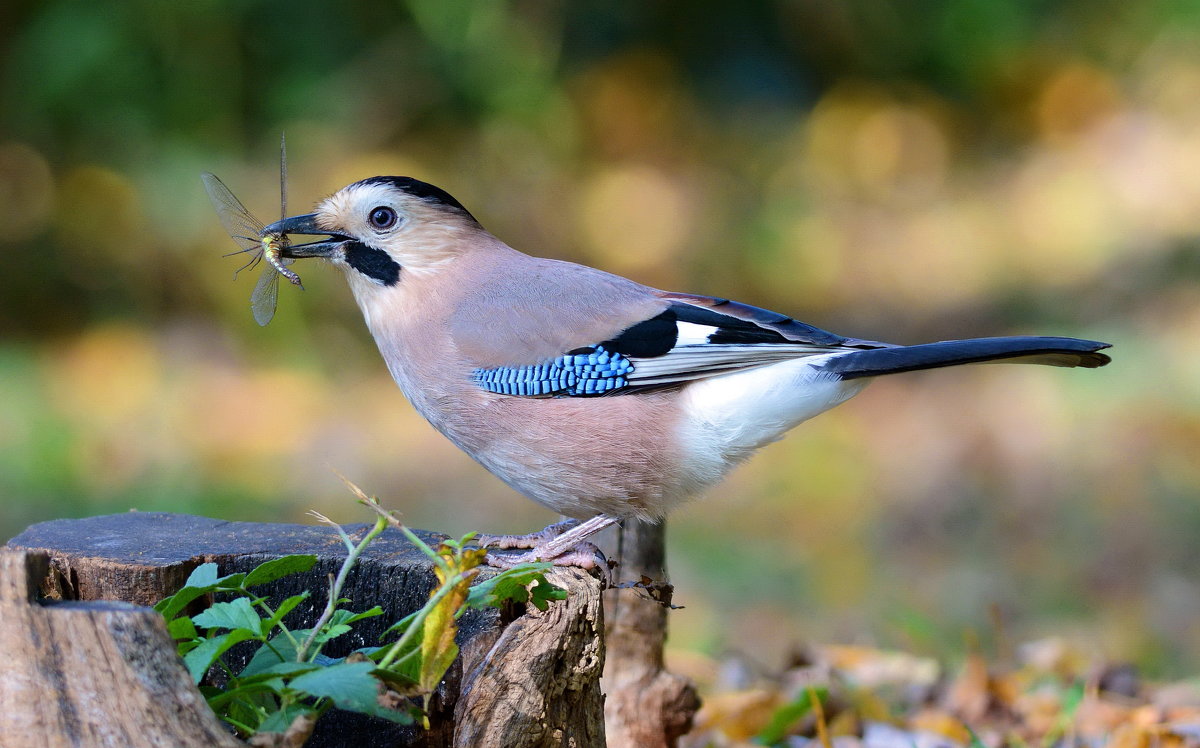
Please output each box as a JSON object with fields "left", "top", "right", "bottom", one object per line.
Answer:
{"left": 262, "top": 176, "right": 1111, "bottom": 567}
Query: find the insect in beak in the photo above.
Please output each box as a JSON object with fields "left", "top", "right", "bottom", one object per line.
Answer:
{"left": 201, "top": 135, "right": 302, "bottom": 326}
{"left": 263, "top": 213, "right": 350, "bottom": 259}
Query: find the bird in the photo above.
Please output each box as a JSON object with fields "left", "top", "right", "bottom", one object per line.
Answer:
{"left": 262, "top": 175, "right": 1112, "bottom": 568}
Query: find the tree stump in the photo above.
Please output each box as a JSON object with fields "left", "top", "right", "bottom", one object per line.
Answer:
{"left": 4, "top": 512, "right": 606, "bottom": 748}
{"left": 0, "top": 549, "right": 244, "bottom": 748}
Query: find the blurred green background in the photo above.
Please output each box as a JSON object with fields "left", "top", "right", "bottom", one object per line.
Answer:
{"left": 1, "top": 0, "right": 1197, "bottom": 674}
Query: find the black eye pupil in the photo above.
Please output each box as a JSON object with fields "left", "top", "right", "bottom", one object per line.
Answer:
{"left": 369, "top": 207, "right": 396, "bottom": 229}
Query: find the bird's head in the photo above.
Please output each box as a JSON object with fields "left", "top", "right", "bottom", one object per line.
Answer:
{"left": 265, "top": 176, "right": 482, "bottom": 296}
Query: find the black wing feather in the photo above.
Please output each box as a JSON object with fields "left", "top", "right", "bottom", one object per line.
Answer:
{"left": 820, "top": 337, "right": 1112, "bottom": 379}
{"left": 600, "top": 311, "right": 679, "bottom": 357}
{"left": 659, "top": 292, "right": 890, "bottom": 349}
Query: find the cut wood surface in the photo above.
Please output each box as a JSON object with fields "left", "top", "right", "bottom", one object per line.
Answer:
{"left": 5, "top": 512, "right": 606, "bottom": 748}
{"left": 0, "top": 549, "right": 244, "bottom": 748}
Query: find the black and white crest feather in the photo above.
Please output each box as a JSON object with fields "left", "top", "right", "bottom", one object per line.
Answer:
{"left": 356, "top": 176, "right": 478, "bottom": 223}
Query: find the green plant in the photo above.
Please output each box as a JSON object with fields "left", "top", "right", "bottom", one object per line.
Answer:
{"left": 755, "top": 686, "right": 830, "bottom": 746}
{"left": 156, "top": 487, "right": 565, "bottom": 742}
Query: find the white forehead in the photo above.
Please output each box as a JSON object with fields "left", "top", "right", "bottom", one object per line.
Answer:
{"left": 318, "top": 181, "right": 401, "bottom": 218}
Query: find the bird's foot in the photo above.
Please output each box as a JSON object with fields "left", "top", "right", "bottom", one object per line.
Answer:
{"left": 476, "top": 519, "right": 581, "bottom": 550}
{"left": 480, "top": 514, "right": 622, "bottom": 584}
{"left": 484, "top": 541, "right": 607, "bottom": 571}
{"left": 485, "top": 541, "right": 612, "bottom": 586}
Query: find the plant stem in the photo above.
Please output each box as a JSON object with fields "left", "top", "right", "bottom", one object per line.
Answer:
{"left": 252, "top": 598, "right": 301, "bottom": 651}
{"left": 351, "top": 487, "right": 449, "bottom": 561}
{"left": 296, "top": 514, "right": 389, "bottom": 662}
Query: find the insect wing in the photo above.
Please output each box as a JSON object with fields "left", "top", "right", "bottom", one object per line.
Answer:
{"left": 201, "top": 172, "right": 264, "bottom": 249}
{"left": 202, "top": 160, "right": 298, "bottom": 326}
{"left": 250, "top": 263, "right": 281, "bottom": 326}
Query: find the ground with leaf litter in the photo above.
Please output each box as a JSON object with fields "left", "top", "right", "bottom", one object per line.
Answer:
{"left": 673, "top": 639, "right": 1200, "bottom": 747}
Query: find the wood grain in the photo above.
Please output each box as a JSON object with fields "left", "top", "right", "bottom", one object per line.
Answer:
{"left": 0, "top": 549, "right": 244, "bottom": 747}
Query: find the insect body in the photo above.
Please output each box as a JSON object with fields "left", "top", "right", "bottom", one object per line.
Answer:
{"left": 201, "top": 172, "right": 300, "bottom": 326}
{"left": 262, "top": 234, "right": 302, "bottom": 286}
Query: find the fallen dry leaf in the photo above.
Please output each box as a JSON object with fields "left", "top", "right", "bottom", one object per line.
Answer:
{"left": 678, "top": 642, "right": 1200, "bottom": 748}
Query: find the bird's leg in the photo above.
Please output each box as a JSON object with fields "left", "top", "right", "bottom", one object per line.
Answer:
{"left": 483, "top": 514, "right": 621, "bottom": 573}
{"left": 476, "top": 518, "right": 581, "bottom": 550}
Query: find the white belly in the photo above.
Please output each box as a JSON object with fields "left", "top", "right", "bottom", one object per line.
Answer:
{"left": 676, "top": 355, "right": 869, "bottom": 492}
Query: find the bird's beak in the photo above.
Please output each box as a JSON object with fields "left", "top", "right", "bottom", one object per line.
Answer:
{"left": 264, "top": 213, "right": 349, "bottom": 258}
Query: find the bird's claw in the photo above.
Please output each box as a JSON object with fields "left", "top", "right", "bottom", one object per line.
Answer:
{"left": 485, "top": 541, "right": 613, "bottom": 585}
{"left": 476, "top": 519, "right": 581, "bottom": 550}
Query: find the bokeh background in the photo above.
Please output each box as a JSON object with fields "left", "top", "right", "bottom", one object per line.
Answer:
{"left": 1, "top": 1, "right": 1197, "bottom": 675}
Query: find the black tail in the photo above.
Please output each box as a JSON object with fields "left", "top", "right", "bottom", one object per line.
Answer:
{"left": 821, "top": 336, "right": 1111, "bottom": 381}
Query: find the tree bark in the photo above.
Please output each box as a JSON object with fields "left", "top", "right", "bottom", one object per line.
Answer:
{"left": 5, "top": 512, "right": 606, "bottom": 748}
{"left": 0, "top": 548, "right": 245, "bottom": 748}
{"left": 600, "top": 520, "right": 700, "bottom": 748}
{"left": 456, "top": 568, "right": 606, "bottom": 747}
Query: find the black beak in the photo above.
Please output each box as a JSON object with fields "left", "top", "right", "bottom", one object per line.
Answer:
{"left": 263, "top": 213, "right": 349, "bottom": 258}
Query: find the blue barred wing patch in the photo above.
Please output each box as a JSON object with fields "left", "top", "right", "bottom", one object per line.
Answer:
{"left": 473, "top": 345, "right": 633, "bottom": 397}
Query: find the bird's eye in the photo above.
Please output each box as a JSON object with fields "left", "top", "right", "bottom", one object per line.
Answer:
{"left": 368, "top": 206, "right": 398, "bottom": 230}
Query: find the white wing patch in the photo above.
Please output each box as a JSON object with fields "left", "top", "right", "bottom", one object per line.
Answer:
{"left": 626, "top": 343, "right": 847, "bottom": 386}
{"left": 674, "top": 321, "right": 716, "bottom": 345}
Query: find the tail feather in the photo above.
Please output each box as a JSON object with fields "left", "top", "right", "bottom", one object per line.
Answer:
{"left": 820, "top": 336, "right": 1111, "bottom": 381}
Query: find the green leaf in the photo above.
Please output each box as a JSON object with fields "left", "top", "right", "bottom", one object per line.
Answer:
{"left": 223, "top": 695, "right": 268, "bottom": 736}
{"left": 289, "top": 662, "right": 413, "bottom": 725}
{"left": 528, "top": 578, "right": 567, "bottom": 611}
{"left": 382, "top": 610, "right": 419, "bottom": 637}
{"left": 233, "top": 660, "right": 323, "bottom": 686}
{"left": 288, "top": 623, "right": 354, "bottom": 648}
{"left": 239, "top": 634, "right": 300, "bottom": 678}
{"left": 1061, "top": 680, "right": 1085, "bottom": 716}
{"left": 329, "top": 606, "right": 384, "bottom": 626}
{"left": 263, "top": 592, "right": 311, "bottom": 631}
{"left": 240, "top": 634, "right": 339, "bottom": 677}
{"left": 257, "top": 705, "right": 317, "bottom": 735}
{"left": 167, "top": 616, "right": 198, "bottom": 641}
{"left": 242, "top": 555, "right": 319, "bottom": 588}
{"left": 155, "top": 585, "right": 212, "bottom": 620}
{"left": 183, "top": 560, "right": 247, "bottom": 592}
{"left": 373, "top": 661, "right": 420, "bottom": 690}
{"left": 755, "top": 687, "right": 827, "bottom": 745}
{"left": 212, "top": 573, "right": 248, "bottom": 591}
{"left": 256, "top": 661, "right": 325, "bottom": 679}
{"left": 184, "top": 562, "right": 220, "bottom": 589}
{"left": 192, "top": 597, "right": 264, "bottom": 637}
{"left": 376, "top": 633, "right": 422, "bottom": 672}
{"left": 184, "top": 629, "right": 258, "bottom": 683}
{"left": 205, "top": 680, "right": 290, "bottom": 710}
{"left": 289, "top": 661, "right": 378, "bottom": 707}
{"left": 466, "top": 562, "right": 555, "bottom": 609}
{"left": 314, "top": 624, "right": 353, "bottom": 644}
{"left": 155, "top": 563, "right": 247, "bottom": 619}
